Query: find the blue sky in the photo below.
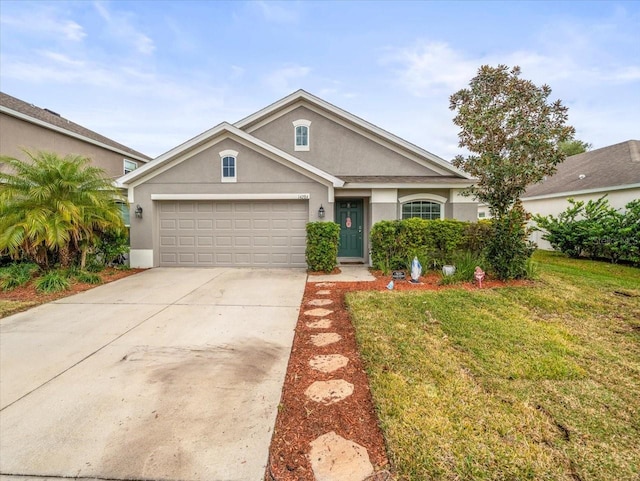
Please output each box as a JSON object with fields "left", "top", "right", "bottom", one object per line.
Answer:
{"left": 1, "top": 0, "right": 638, "bottom": 160}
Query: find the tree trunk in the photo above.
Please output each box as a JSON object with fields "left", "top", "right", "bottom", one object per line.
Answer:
{"left": 59, "top": 244, "right": 72, "bottom": 268}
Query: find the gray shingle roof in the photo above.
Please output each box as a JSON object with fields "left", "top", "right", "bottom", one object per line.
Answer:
{"left": 339, "top": 176, "right": 473, "bottom": 184}
{"left": 0, "top": 91, "right": 151, "bottom": 161}
{"left": 524, "top": 140, "right": 640, "bottom": 198}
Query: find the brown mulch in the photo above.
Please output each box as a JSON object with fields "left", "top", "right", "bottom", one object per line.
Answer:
{"left": 0, "top": 268, "right": 144, "bottom": 307}
{"left": 267, "top": 269, "right": 530, "bottom": 480}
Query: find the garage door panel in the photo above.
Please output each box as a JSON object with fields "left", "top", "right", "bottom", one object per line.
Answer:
{"left": 158, "top": 200, "right": 308, "bottom": 267}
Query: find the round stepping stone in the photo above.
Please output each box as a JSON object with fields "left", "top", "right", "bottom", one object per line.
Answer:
{"left": 308, "top": 299, "right": 334, "bottom": 306}
{"left": 305, "top": 307, "right": 333, "bottom": 317}
{"left": 307, "top": 319, "right": 333, "bottom": 329}
{"left": 316, "top": 290, "right": 331, "bottom": 295}
{"left": 308, "top": 431, "right": 374, "bottom": 481}
{"left": 310, "top": 333, "right": 342, "bottom": 347}
{"left": 309, "top": 354, "right": 349, "bottom": 373}
{"left": 315, "top": 282, "right": 335, "bottom": 287}
{"left": 305, "top": 379, "right": 354, "bottom": 405}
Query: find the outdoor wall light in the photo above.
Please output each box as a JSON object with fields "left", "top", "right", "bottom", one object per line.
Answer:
{"left": 135, "top": 204, "right": 143, "bottom": 218}
{"left": 318, "top": 204, "right": 325, "bottom": 218}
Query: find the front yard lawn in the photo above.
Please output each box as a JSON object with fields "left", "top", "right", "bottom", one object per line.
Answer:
{"left": 347, "top": 251, "right": 640, "bottom": 480}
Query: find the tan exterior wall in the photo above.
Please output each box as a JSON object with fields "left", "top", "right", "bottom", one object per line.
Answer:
{"left": 0, "top": 113, "right": 139, "bottom": 178}
{"left": 248, "top": 106, "right": 438, "bottom": 176}
{"left": 129, "top": 137, "right": 331, "bottom": 252}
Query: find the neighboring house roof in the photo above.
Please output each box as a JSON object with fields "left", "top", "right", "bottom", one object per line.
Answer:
{"left": 524, "top": 140, "right": 640, "bottom": 200}
{"left": 117, "top": 122, "right": 344, "bottom": 189}
{"left": 0, "top": 91, "right": 151, "bottom": 162}
{"left": 235, "top": 89, "right": 472, "bottom": 179}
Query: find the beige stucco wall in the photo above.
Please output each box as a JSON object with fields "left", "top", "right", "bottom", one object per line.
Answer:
{"left": 0, "top": 113, "right": 138, "bottom": 178}
{"left": 129, "top": 137, "right": 332, "bottom": 251}
{"left": 248, "top": 106, "right": 438, "bottom": 176}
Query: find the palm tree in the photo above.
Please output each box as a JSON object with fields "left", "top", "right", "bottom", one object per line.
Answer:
{"left": 0, "top": 151, "right": 126, "bottom": 268}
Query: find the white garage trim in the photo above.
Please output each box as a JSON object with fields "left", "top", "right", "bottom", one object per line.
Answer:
{"left": 151, "top": 193, "right": 311, "bottom": 200}
{"left": 130, "top": 249, "right": 154, "bottom": 268}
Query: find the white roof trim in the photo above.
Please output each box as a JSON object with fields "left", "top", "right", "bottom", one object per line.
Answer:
{"left": 1, "top": 106, "right": 149, "bottom": 163}
{"left": 523, "top": 183, "right": 640, "bottom": 201}
{"left": 340, "top": 182, "right": 475, "bottom": 189}
{"left": 116, "top": 122, "right": 344, "bottom": 188}
{"left": 234, "top": 90, "right": 471, "bottom": 179}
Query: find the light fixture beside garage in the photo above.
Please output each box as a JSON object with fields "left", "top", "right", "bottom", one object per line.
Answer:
{"left": 318, "top": 204, "right": 325, "bottom": 218}
{"left": 135, "top": 204, "right": 143, "bottom": 218}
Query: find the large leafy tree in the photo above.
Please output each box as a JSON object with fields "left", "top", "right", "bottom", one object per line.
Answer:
{"left": 558, "top": 137, "right": 592, "bottom": 156}
{"left": 0, "top": 151, "right": 126, "bottom": 268}
{"left": 449, "top": 65, "right": 574, "bottom": 279}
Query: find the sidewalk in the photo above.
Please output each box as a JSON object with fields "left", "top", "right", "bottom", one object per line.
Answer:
{"left": 308, "top": 265, "right": 375, "bottom": 283}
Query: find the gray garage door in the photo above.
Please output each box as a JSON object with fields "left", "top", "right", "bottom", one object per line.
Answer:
{"left": 158, "top": 200, "right": 308, "bottom": 267}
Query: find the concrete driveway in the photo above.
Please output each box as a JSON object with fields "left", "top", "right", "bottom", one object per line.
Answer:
{"left": 0, "top": 267, "right": 307, "bottom": 481}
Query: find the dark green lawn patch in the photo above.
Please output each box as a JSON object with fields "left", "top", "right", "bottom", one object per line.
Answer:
{"left": 348, "top": 250, "right": 640, "bottom": 480}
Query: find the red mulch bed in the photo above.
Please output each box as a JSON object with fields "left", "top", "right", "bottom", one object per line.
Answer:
{"left": 267, "top": 270, "right": 530, "bottom": 480}
{"left": 0, "top": 268, "right": 144, "bottom": 307}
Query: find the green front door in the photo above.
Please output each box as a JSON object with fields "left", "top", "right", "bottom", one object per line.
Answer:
{"left": 336, "top": 200, "right": 363, "bottom": 258}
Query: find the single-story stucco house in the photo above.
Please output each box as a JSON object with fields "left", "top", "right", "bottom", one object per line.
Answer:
{"left": 117, "top": 90, "right": 477, "bottom": 268}
{"left": 504, "top": 140, "right": 639, "bottom": 250}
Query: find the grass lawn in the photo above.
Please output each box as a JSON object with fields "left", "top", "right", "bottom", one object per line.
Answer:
{"left": 347, "top": 250, "right": 640, "bottom": 480}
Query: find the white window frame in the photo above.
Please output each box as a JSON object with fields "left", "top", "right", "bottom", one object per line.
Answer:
{"left": 293, "top": 119, "right": 311, "bottom": 151}
{"left": 219, "top": 149, "right": 238, "bottom": 183}
{"left": 123, "top": 159, "right": 138, "bottom": 175}
{"left": 398, "top": 193, "right": 446, "bottom": 220}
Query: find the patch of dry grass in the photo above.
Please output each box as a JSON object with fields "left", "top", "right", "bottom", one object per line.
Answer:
{"left": 348, "top": 251, "right": 640, "bottom": 480}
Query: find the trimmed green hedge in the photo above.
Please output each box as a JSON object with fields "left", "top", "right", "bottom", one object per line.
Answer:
{"left": 370, "top": 218, "right": 492, "bottom": 274}
{"left": 306, "top": 222, "right": 341, "bottom": 272}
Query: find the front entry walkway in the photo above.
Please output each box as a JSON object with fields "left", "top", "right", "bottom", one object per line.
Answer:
{"left": 0, "top": 267, "right": 306, "bottom": 481}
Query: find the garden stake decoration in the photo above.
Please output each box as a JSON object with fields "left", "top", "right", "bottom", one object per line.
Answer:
{"left": 474, "top": 266, "right": 486, "bottom": 288}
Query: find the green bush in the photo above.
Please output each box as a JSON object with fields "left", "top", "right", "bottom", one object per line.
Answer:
{"left": 74, "top": 271, "right": 102, "bottom": 285}
{"left": 486, "top": 202, "right": 535, "bottom": 280}
{"left": 0, "top": 262, "right": 39, "bottom": 291}
{"left": 370, "top": 219, "right": 491, "bottom": 274}
{"left": 533, "top": 197, "right": 640, "bottom": 265}
{"left": 439, "top": 250, "right": 486, "bottom": 285}
{"left": 306, "top": 222, "right": 341, "bottom": 272}
{"left": 87, "top": 228, "right": 130, "bottom": 268}
{"left": 35, "top": 270, "right": 71, "bottom": 293}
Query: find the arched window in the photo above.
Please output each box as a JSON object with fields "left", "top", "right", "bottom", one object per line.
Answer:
{"left": 401, "top": 201, "right": 442, "bottom": 220}
{"left": 219, "top": 149, "right": 238, "bottom": 183}
{"left": 293, "top": 119, "right": 311, "bottom": 151}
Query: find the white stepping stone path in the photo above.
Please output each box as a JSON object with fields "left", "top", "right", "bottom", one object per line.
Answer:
{"left": 315, "top": 282, "right": 335, "bottom": 287}
{"left": 305, "top": 307, "right": 334, "bottom": 317}
{"left": 308, "top": 298, "right": 334, "bottom": 306}
{"left": 310, "top": 333, "right": 342, "bottom": 347}
{"left": 307, "top": 318, "right": 333, "bottom": 329}
{"left": 309, "top": 354, "right": 349, "bottom": 373}
{"left": 316, "top": 289, "right": 331, "bottom": 295}
{"left": 308, "top": 431, "right": 374, "bottom": 481}
{"left": 305, "top": 379, "right": 354, "bottom": 405}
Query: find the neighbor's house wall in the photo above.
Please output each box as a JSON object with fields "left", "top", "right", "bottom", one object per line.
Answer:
{"left": 525, "top": 187, "right": 640, "bottom": 250}
{"left": 0, "top": 112, "right": 134, "bottom": 178}
{"left": 247, "top": 106, "right": 438, "bottom": 177}
{"left": 128, "top": 137, "right": 331, "bottom": 265}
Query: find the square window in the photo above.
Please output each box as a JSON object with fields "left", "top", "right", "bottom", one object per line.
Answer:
{"left": 123, "top": 159, "right": 137, "bottom": 175}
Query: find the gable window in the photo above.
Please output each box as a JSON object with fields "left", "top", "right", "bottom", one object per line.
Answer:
{"left": 293, "top": 119, "right": 311, "bottom": 151}
{"left": 402, "top": 201, "right": 442, "bottom": 220}
{"left": 123, "top": 159, "right": 138, "bottom": 175}
{"left": 219, "top": 149, "right": 238, "bottom": 183}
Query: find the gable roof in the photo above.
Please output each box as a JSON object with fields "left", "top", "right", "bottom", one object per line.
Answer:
{"left": 524, "top": 140, "right": 640, "bottom": 199}
{"left": 0, "top": 91, "right": 150, "bottom": 162}
{"left": 235, "top": 89, "right": 472, "bottom": 179}
{"left": 116, "top": 122, "right": 344, "bottom": 189}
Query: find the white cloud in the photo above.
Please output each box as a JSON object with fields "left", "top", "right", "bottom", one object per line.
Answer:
{"left": 0, "top": 11, "right": 86, "bottom": 42}
{"left": 254, "top": 1, "right": 300, "bottom": 24}
{"left": 93, "top": 1, "right": 155, "bottom": 55}
{"left": 263, "top": 65, "right": 310, "bottom": 94}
